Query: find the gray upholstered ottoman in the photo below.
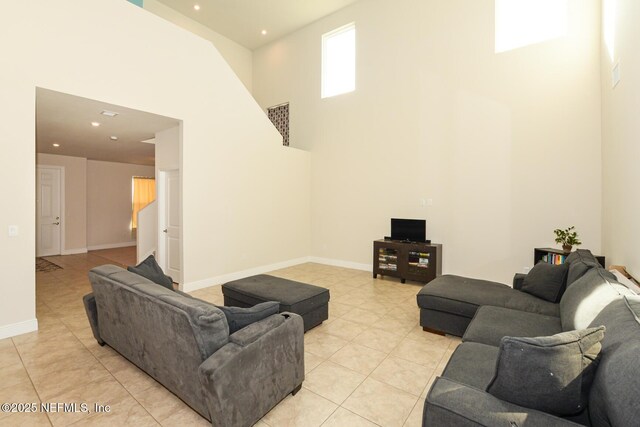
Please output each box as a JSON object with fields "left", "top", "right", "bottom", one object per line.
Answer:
{"left": 222, "top": 274, "right": 330, "bottom": 332}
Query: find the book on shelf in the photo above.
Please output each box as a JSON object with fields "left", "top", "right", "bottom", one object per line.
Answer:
{"left": 542, "top": 253, "right": 566, "bottom": 265}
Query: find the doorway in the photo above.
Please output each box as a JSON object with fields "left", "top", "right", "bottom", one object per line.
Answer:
{"left": 36, "top": 165, "right": 64, "bottom": 257}
{"left": 158, "top": 169, "right": 181, "bottom": 282}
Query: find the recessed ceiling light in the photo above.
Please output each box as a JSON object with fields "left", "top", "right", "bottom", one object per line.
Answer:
{"left": 52, "top": 143, "right": 60, "bottom": 147}
{"left": 110, "top": 136, "right": 119, "bottom": 141}
{"left": 261, "top": 30, "right": 268, "bottom": 35}
{"left": 91, "top": 121, "right": 100, "bottom": 127}
{"left": 194, "top": 4, "right": 200, "bottom": 10}
{"left": 100, "top": 110, "right": 119, "bottom": 117}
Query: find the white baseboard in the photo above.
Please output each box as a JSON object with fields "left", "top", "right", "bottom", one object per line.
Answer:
{"left": 182, "top": 257, "right": 311, "bottom": 292}
{"left": 88, "top": 241, "right": 136, "bottom": 251}
{"left": 308, "top": 256, "right": 372, "bottom": 272}
{"left": 0, "top": 318, "right": 38, "bottom": 340}
{"left": 61, "top": 247, "right": 88, "bottom": 255}
{"left": 181, "top": 256, "right": 373, "bottom": 292}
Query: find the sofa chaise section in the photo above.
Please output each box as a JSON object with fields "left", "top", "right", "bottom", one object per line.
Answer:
{"left": 417, "top": 249, "right": 602, "bottom": 336}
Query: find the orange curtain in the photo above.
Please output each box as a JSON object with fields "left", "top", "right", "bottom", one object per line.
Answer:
{"left": 132, "top": 177, "right": 156, "bottom": 229}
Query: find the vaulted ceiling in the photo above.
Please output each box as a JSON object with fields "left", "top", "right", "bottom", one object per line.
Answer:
{"left": 156, "top": 0, "right": 360, "bottom": 49}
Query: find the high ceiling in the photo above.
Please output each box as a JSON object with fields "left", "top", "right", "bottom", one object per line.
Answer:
{"left": 36, "top": 88, "right": 179, "bottom": 166}
{"left": 156, "top": 0, "right": 360, "bottom": 50}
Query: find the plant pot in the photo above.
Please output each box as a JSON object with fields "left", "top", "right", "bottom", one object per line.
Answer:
{"left": 562, "top": 245, "right": 573, "bottom": 252}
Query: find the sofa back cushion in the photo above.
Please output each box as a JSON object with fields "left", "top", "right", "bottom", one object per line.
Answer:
{"left": 565, "top": 249, "right": 598, "bottom": 265}
{"left": 566, "top": 249, "right": 600, "bottom": 287}
{"left": 90, "top": 265, "right": 229, "bottom": 360}
{"left": 560, "top": 268, "right": 634, "bottom": 331}
{"left": 588, "top": 296, "right": 640, "bottom": 427}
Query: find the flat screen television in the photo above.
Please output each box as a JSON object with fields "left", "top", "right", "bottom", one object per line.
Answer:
{"left": 391, "top": 218, "right": 426, "bottom": 242}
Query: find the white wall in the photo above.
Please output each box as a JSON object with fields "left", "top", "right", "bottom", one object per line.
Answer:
{"left": 86, "top": 160, "right": 155, "bottom": 249}
{"left": 36, "top": 153, "right": 87, "bottom": 253}
{"left": 155, "top": 126, "right": 180, "bottom": 171}
{"left": 0, "top": 0, "right": 311, "bottom": 337}
{"left": 143, "top": 0, "right": 253, "bottom": 92}
{"left": 601, "top": 0, "right": 640, "bottom": 275}
{"left": 253, "top": 0, "right": 603, "bottom": 283}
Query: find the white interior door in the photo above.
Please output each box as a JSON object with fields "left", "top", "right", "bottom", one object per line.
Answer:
{"left": 163, "top": 170, "right": 181, "bottom": 281}
{"left": 36, "top": 167, "right": 62, "bottom": 257}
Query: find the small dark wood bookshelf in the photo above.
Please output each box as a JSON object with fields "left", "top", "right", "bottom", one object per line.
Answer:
{"left": 373, "top": 240, "right": 442, "bottom": 284}
{"left": 534, "top": 247, "right": 605, "bottom": 268}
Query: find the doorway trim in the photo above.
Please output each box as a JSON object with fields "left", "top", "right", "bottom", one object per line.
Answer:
{"left": 36, "top": 164, "right": 65, "bottom": 257}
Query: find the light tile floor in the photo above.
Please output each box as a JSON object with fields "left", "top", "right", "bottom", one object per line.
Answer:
{"left": 0, "top": 248, "right": 459, "bottom": 426}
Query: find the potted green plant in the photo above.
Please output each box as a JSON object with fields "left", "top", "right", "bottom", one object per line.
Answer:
{"left": 554, "top": 226, "right": 582, "bottom": 252}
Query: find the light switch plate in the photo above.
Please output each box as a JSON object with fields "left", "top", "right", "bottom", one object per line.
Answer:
{"left": 8, "top": 225, "right": 18, "bottom": 237}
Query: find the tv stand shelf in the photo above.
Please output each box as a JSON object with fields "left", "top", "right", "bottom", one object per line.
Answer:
{"left": 373, "top": 240, "right": 442, "bottom": 284}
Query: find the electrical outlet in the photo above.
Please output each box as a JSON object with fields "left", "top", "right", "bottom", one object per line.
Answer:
{"left": 523, "top": 266, "right": 531, "bottom": 273}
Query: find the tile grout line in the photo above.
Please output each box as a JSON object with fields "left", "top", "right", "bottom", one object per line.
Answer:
{"left": 303, "top": 302, "right": 431, "bottom": 427}
{"left": 68, "top": 322, "right": 163, "bottom": 425}
{"left": 12, "top": 330, "right": 55, "bottom": 427}
{"left": 36, "top": 263, "right": 162, "bottom": 426}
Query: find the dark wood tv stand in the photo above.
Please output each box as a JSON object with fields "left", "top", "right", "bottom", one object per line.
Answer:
{"left": 373, "top": 239, "right": 442, "bottom": 284}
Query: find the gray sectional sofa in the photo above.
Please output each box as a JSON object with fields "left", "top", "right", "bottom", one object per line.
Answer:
{"left": 420, "top": 250, "right": 640, "bottom": 426}
{"left": 417, "top": 250, "right": 603, "bottom": 336}
{"left": 83, "top": 265, "right": 304, "bottom": 427}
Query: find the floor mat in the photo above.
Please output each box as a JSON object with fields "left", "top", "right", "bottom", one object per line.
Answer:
{"left": 36, "top": 257, "right": 63, "bottom": 272}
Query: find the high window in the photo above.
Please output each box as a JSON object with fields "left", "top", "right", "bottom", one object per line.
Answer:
{"left": 322, "top": 23, "right": 356, "bottom": 98}
{"left": 495, "top": 0, "right": 567, "bottom": 53}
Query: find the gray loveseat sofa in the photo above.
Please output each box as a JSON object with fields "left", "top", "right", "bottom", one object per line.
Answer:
{"left": 421, "top": 250, "right": 640, "bottom": 426}
{"left": 83, "top": 265, "right": 304, "bottom": 427}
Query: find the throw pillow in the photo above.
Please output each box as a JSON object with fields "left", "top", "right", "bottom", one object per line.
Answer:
{"left": 487, "top": 326, "right": 605, "bottom": 416}
{"left": 521, "top": 261, "right": 570, "bottom": 302}
{"left": 216, "top": 301, "right": 280, "bottom": 334}
{"left": 127, "top": 255, "right": 174, "bottom": 290}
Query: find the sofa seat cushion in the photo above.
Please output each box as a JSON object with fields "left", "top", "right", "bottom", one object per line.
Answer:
{"left": 418, "top": 275, "right": 560, "bottom": 320}
{"left": 463, "top": 306, "right": 562, "bottom": 347}
{"left": 441, "top": 342, "right": 499, "bottom": 390}
{"left": 502, "top": 289, "right": 561, "bottom": 317}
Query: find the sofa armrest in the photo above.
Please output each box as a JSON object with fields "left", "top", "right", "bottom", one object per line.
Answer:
{"left": 199, "top": 312, "right": 304, "bottom": 427}
{"left": 424, "top": 377, "right": 583, "bottom": 427}
{"left": 82, "top": 293, "right": 104, "bottom": 345}
{"left": 513, "top": 273, "right": 527, "bottom": 290}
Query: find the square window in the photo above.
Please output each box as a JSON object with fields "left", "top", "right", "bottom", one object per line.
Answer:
{"left": 322, "top": 23, "right": 356, "bottom": 99}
